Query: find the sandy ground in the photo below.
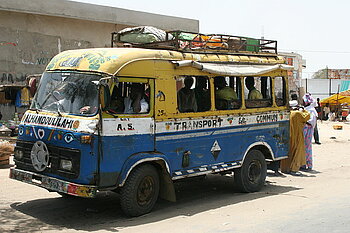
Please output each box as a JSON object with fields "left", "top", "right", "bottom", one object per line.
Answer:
{"left": 1, "top": 120, "right": 350, "bottom": 233}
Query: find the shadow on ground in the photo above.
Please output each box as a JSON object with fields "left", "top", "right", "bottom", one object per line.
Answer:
{"left": 3, "top": 174, "right": 301, "bottom": 232}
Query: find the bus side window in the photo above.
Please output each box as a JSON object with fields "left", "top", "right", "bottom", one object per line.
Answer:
{"left": 214, "top": 76, "right": 241, "bottom": 110}
{"left": 108, "top": 81, "right": 150, "bottom": 114}
{"left": 275, "top": 76, "right": 286, "bottom": 106}
{"left": 177, "top": 76, "right": 197, "bottom": 113}
{"left": 244, "top": 76, "right": 272, "bottom": 108}
{"left": 229, "top": 76, "right": 242, "bottom": 109}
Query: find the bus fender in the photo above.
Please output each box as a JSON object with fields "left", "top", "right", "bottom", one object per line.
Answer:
{"left": 118, "top": 152, "right": 176, "bottom": 202}
{"left": 242, "top": 141, "right": 275, "bottom": 163}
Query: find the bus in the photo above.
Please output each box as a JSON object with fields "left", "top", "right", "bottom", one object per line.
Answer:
{"left": 10, "top": 30, "right": 291, "bottom": 216}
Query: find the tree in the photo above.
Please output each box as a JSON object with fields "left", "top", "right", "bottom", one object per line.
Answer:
{"left": 312, "top": 68, "right": 328, "bottom": 79}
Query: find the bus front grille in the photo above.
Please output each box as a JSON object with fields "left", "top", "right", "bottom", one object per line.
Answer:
{"left": 14, "top": 140, "right": 81, "bottom": 179}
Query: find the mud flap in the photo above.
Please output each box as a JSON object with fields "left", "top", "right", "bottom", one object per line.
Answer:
{"left": 159, "top": 169, "right": 176, "bottom": 202}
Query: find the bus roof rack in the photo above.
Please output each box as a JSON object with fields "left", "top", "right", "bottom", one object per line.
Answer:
{"left": 111, "top": 28, "right": 277, "bottom": 54}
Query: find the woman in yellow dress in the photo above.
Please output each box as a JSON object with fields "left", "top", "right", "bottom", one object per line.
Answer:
{"left": 281, "top": 108, "right": 310, "bottom": 175}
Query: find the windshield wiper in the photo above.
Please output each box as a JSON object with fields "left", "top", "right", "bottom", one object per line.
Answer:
{"left": 38, "top": 92, "right": 53, "bottom": 109}
{"left": 29, "top": 101, "right": 40, "bottom": 114}
{"left": 57, "top": 107, "right": 63, "bottom": 117}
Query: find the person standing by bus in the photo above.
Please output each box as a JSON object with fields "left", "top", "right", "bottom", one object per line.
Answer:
{"left": 314, "top": 97, "right": 321, "bottom": 144}
{"left": 280, "top": 108, "right": 310, "bottom": 176}
{"left": 301, "top": 93, "right": 318, "bottom": 171}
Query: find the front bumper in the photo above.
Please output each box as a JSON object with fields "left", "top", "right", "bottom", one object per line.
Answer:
{"left": 9, "top": 168, "right": 97, "bottom": 198}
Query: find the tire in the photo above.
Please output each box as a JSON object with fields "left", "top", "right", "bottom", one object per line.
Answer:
{"left": 120, "top": 164, "right": 159, "bottom": 217}
{"left": 234, "top": 149, "right": 267, "bottom": 193}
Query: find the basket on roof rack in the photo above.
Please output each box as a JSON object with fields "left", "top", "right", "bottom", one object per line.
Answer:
{"left": 111, "top": 26, "right": 277, "bottom": 54}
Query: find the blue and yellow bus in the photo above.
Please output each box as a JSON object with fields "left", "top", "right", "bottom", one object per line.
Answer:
{"left": 10, "top": 31, "right": 291, "bottom": 216}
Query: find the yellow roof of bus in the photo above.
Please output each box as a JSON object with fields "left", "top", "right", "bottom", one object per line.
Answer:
{"left": 46, "top": 48, "right": 286, "bottom": 75}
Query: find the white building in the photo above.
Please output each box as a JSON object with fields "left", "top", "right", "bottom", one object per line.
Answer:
{"left": 279, "top": 52, "right": 306, "bottom": 96}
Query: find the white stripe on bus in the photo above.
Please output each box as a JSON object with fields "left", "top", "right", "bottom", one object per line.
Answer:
{"left": 156, "top": 123, "right": 278, "bottom": 141}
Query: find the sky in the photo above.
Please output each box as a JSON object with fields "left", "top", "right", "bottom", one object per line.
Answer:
{"left": 71, "top": 0, "right": 350, "bottom": 79}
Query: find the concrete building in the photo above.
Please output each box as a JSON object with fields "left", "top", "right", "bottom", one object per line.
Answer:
{"left": 0, "top": 0, "right": 199, "bottom": 120}
{"left": 0, "top": 0, "right": 199, "bottom": 83}
{"left": 279, "top": 52, "right": 306, "bottom": 97}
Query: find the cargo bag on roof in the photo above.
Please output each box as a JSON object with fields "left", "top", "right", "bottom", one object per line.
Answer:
{"left": 117, "top": 26, "right": 173, "bottom": 44}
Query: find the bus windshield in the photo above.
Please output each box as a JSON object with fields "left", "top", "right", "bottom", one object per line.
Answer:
{"left": 31, "top": 72, "right": 100, "bottom": 116}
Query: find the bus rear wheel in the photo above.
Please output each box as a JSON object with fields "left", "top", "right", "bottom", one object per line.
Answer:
{"left": 234, "top": 149, "right": 267, "bottom": 193}
{"left": 120, "top": 164, "right": 159, "bottom": 217}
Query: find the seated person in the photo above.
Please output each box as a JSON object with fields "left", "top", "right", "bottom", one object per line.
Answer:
{"left": 107, "top": 85, "right": 124, "bottom": 113}
{"left": 177, "top": 77, "right": 197, "bottom": 112}
{"left": 194, "top": 78, "right": 210, "bottom": 112}
{"left": 80, "top": 105, "right": 97, "bottom": 114}
{"left": 245, "top": 76, "right": 263, "bottom": 99}
{"left": 79, "top": 84, "right": 99, "bottom": 114}
{"left": 214, "top": 76, "right": 237, "bottom": 110}
{"left": 124, "top": 83, "right": 149, "bottom": 113}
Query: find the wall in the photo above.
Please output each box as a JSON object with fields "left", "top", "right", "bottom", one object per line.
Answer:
{"left": 0, "top": 11, "right": 130, "bottom": 83}
{"left": 301, "top": 78, "right": 342, "bottom": 100}
{"left": 0, "top": 0, "right": 199, "bottom": 32}
{"left": 0, "top": 0, "right": 199, "bottom": 120}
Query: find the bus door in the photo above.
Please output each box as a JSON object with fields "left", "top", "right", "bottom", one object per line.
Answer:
{"left": 99, "top": 78, "right": 155, "bottom": 187}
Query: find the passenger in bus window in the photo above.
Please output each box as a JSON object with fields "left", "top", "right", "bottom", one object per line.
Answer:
{"left": 194, "top": 78, "right": 210, "bottom": 112}
{"left": 214, "top": 76, "right": 237, "bottom": 110}
{"left": 177, "top": 77, "right": 197, "bottom": 112}
{"left": 245, "top": 76, "right": 263, "bottom": 99}
{"left": 108, "top": 85, "right": 124, "bottom": 113}
{"left": 124, "top": 83, "right": 149, "bottom": 113}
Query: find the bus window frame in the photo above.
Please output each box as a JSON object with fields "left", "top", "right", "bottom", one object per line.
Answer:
{"left": 213, "top": 76, "right": 242, "bottom": 111}
{"left": 169, "top": 72, "right": 289, "bottom": 119}
{"left": 103, "top": 77, "right": 154, "bottom": 118}
{"left": 274, "top": 76, "right": 287, "bottom": 107}
{"left": 175, "top": 75, "right": 212, "bottom": 114}
{"left": 244, "top": 76, "right": 273, "bottom": 109}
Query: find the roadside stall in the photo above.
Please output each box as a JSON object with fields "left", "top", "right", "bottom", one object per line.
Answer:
{"left": 0, "top": 139, "right": 14, "bottom": 168}
{"left": 0, "top": 76, "right": 39, "bottom": 167}
{"left": 320, "top": 90, "right": 350, "bottom": 121}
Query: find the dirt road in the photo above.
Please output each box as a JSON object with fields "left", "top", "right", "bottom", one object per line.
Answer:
{"left": 1, "top": 121, "right": 350, "bottom": 233}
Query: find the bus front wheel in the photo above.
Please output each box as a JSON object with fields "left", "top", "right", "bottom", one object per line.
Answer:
{"left": 234, "top": 149, "right": 267, "bottom": 193}
{"left": 120, "top": 164, "right": 160, "bottom": 217}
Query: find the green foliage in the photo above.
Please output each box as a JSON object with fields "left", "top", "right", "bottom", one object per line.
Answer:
{"left": 312, "top": 69, "right": 328, "bottom": 79}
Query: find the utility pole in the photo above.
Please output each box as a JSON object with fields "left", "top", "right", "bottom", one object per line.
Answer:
{"left": 327, "top": 66, "right": 331, "bottom": 96}
{"left": 306, "top": 73, "right": 308, "bottom": 92}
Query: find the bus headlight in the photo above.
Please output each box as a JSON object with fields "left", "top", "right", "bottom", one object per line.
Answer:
{"left": 80, "top": 135, "right": 92, "bottom": 144}
{"left": 60, "top": 159, "right": 72, "bottom": 171}
{"left": 14, "top": 149, "right": 24, "bottom": 160}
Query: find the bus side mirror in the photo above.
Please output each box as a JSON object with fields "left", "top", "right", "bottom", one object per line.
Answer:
{"left": 99, "top": 85, "right": 111, "bottom": 110}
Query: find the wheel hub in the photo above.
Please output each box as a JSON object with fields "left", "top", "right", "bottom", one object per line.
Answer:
{"left": 248, "top": 160, "right": 262, "bottom": 183}
{"left": 30, "top": 141, "right": 49, "bottom": 172}
{"left": 137, "top": 176, "right": 154, "bottom": 206}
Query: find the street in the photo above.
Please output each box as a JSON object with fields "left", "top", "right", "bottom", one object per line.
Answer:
{"left": 1, "top": 121, "right": 350, "bottom": 233}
